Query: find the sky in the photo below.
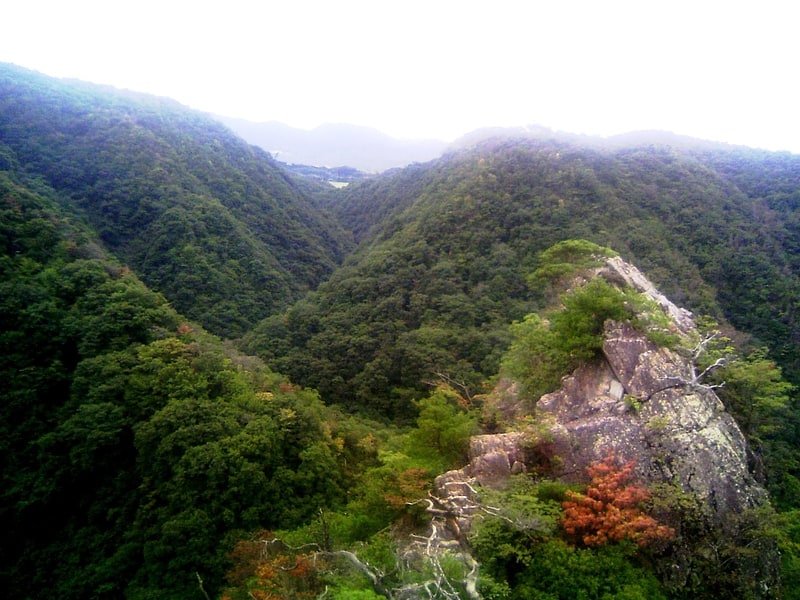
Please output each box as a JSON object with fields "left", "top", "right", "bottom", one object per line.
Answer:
{"left": 2, "top": 0, "right": 797, "bottom": 152}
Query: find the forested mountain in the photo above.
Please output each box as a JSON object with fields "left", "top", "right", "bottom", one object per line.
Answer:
{"left": 0, "top": 63, "right": 351, "bottom": 338}
{"left": 243, "top": 134, "right": 800, "bottom": 419}
{"left": 0, "top": 160, "right": 366, "bottom": 597}
{"left": 4, "top": 63, "right": 800, "bottom": 599}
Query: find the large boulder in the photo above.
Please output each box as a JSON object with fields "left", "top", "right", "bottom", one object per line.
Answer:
{"left": 432, "top": 256, "right": 777, "bottom": 596}
{"left": 537, "top": 320, "right": 767, "bottom": 517}
{"left": 440, "top": 257, "right": 768, "bottom": 520}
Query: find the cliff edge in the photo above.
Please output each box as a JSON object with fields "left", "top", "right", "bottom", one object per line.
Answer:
{"left": 442, "top": 256, "right": 767, "bottom": 516}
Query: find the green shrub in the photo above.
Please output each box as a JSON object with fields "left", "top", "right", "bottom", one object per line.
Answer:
{"left": 528, "top": 239, "right": 618, "bottom": 292}
{"left": 503, "top": 278, "right": 630, "bottom": 399}
{"left": 514, "top": 540, "right": 668, "bottom": 599}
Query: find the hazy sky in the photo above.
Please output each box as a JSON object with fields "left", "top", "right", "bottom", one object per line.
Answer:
{"left": 2, "top": 1, "right": 797, "bottom": 151}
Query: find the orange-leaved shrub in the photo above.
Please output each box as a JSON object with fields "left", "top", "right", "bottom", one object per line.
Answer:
{"left": 561, "top": 452, "right": 674, "bottom": 547}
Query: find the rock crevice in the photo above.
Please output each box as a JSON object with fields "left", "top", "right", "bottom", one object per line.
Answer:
{"left": 437, "top": 257, "right": 768, "bottom": 523}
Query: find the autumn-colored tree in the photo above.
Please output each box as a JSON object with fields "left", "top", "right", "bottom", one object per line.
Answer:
{"left": 232, "top": 550, "right": 322, "bottom": 600}
{"left": 561, "top": 453, "right": 674, "bottom": 547}
{"left": 382, "top": 467, "right": 431, "bottom": 511}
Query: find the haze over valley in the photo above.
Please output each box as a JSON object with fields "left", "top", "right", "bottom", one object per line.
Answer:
{"left": 2, "top": 60, "right": 800, "bottom": 599}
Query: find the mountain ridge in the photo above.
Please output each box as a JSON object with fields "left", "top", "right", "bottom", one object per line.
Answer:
{"left": 0, "top": 62, "right": 352, "bottom": 337}
{"left": 246, "top": 134, "right": 800, "bottom": 422}
{"left": 3, "top": 63, "right": 800, "bottom": 598}
{"left": 430, "top": 254, "right": 777, "bottom": 596}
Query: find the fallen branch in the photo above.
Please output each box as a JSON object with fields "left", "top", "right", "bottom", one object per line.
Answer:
{"left": 195, "top": 572, "right": 211, "bottom": 600}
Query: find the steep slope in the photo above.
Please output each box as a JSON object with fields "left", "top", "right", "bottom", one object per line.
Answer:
{"left": 504, "top": 256, "right": 766, "bottom": 514}
{"left": 217, "top": 246, "right": 797, "bottom": 599}
{"left": 431, "top": 255, "right": 778, "bottom": 598}
{"left": 0, "top": 153, "right": 358, "bottom": 599}
{"left": 0, "top": 63, "right": 350, "bottom": 337}
{"left": 245, "top": 134, "right": 800, "bottom": 418}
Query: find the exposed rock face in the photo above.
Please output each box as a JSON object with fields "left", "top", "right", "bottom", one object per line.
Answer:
{"left": 466, "top": 433, "right": 527, "bottom": 484}
{"left": 432, "top": 433, "right": 525, "bottom": 534}
{"left": 599, "top": 256, "right": 696, "bottom": 335}
{"left": 538, "top": 320, "right": 767, "bottom": 517}
{"left": 427, "top": 257, "right": 778, "bottom": 597}
{"left": 427, "top": 257, "right": 779, "bottom": 597}
{"left": 436, "top": 257, "right": 768, "bottom": 522}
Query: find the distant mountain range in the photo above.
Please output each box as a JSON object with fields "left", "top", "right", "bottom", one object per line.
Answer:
{"left": 215, "top": 116, "right": 447, "bottom": 173}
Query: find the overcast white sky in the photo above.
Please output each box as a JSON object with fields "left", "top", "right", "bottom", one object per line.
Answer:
{"left": 2, "top": 0, "right": 797, "bottom": 151}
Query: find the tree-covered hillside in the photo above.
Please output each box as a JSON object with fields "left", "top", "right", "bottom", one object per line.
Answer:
{"left": 0, "top": 155, "right": 374, "bottom": 598}
{"left": 5, "top": 64, "right": 800, "bottom": 599}
{"left": 243, "top": 134, "right": 800, "bottom": 419}
{"left": 0, "top": 63, "right": 351, "bottom": 338}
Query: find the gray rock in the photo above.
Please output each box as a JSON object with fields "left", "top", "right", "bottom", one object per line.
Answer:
{"left": 444, "top": 257, "right": 768, "bottom": 521}
{"left": 431, "top": 256, "right": 777, "bottom": 596}
{"left": 535, "top": 320, "right": 767, "bottom": 517}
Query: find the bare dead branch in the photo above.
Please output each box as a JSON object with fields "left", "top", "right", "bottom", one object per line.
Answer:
{"left": 195, "top": 572, "right": 211, "bottom": 600}
{"left": 693, "top": 357, "right": 727, "bottom": 385}
{"left": 429, "top": 370, "right": 474, "bottom": 405}
{"left": 320, "top": 550, "right": 391, "bottom": 598}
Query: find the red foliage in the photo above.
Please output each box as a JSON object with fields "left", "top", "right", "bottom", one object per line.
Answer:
{"left": 561, "top": 452, "right": 674, "bottom": 547}
{"left": 249, "top": 553, "right": 320, "bottom": 599}
{"left": 382, "top": 468, "right": 431, "bottom": 510}
{"left": 176, "top": 322, "right": 194, "bottom": 336}
{"left": 225, "top": 532, "right": 322, "bottom": 599}
{"left": 226, "top": 530, "right": 271, "bottom": 587}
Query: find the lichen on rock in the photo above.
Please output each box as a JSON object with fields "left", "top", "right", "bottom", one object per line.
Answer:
{"left": 431, "top": 254, "right": 777, "bottom": 596}
{"left": 469, "top": 256, "right": 768, "bottom": 519}
{"left": 536, "top": 318, "right": 768, "bottom": 518}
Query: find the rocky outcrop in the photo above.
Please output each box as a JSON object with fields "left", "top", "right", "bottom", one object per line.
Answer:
{"left": 423, "top": 256, "right": 781, "bottom": 598}
{"left": 431, "top": 433, "right": 525, "bottom": 535}
{"left": 426, "top": 256, "right": 778, "bottom": 597}
{"left": 599, "top": 256, "right": 696, "bottom": 335}
{"left": 436, "top": 256, "right": 768, "bottom": 522}
{"left": 538, "top": 320, "right": 767, "bottom": 517}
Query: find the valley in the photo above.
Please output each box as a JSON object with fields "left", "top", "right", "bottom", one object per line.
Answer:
{"left": 2, "top": 62, "right": 800, "bottom": 599}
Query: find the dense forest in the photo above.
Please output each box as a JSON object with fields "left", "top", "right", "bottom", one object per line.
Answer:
{"left": 3, "top": 63, "right": 800, "bottom": 599}
{"left": 0, "top": 64, "right": 351, "bottom": 338}
{"left": 244, "top": 135, "right": 800, "bottom": 420}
